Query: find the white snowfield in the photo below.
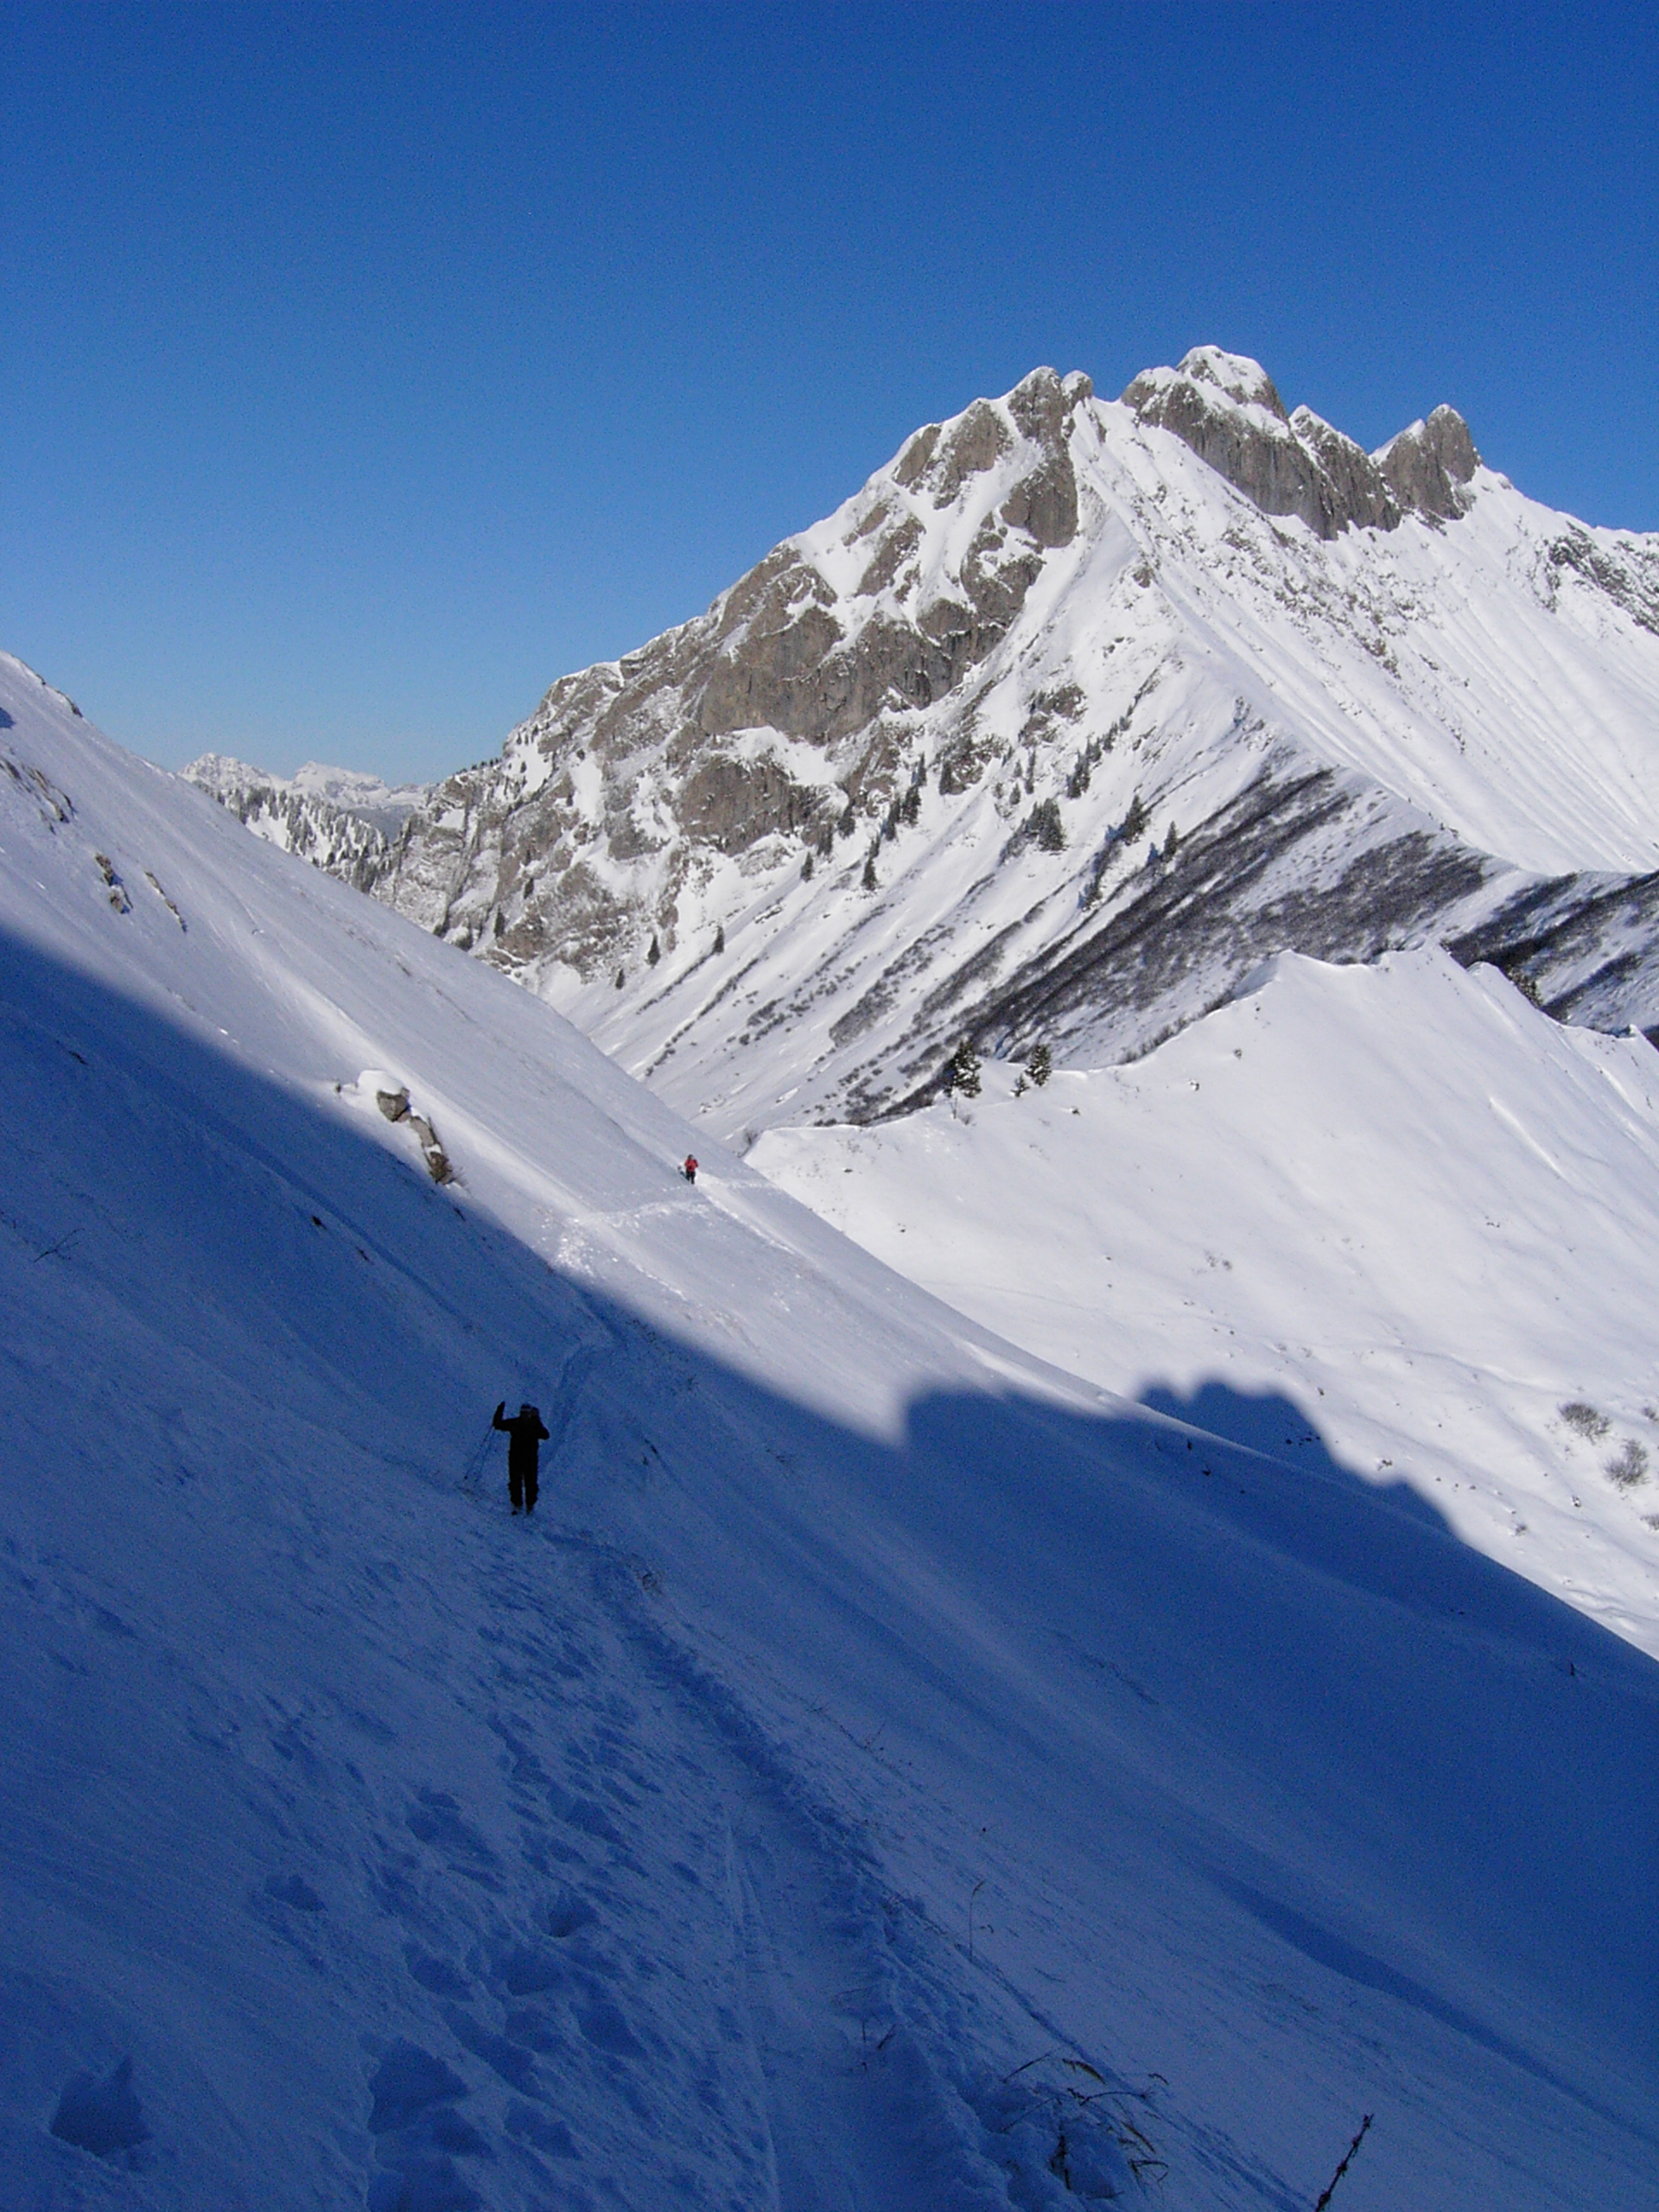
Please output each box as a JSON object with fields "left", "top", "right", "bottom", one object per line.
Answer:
{"left": 754, "top": 950, "right": 1659, "bottom": 1659}
{"left": 2, "top": 650, "right": 1656, "bottom": 2210}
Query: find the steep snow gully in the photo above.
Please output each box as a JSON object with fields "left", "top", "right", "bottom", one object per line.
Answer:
{"left": 3, "top": 654, "right": 1657, "bottom": 2212}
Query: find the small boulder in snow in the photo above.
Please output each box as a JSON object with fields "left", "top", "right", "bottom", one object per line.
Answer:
{"left": 50, "top": 2055, "right": 149, "bottom": 2158}
{"left": 355, "top": 1072, "right": 454, "bottom": 1182}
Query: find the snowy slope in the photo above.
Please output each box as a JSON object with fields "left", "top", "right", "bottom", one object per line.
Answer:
{"left": 754, "top": 949, "right": 1659, "bottom": 1659}
{"left": 3, "top": 652, "right": 1657, "bottom": 2211}
{"left": 245, "top": 346, "right": 1659, "bottom": 1140}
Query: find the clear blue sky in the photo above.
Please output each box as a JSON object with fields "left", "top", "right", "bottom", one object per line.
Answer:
{"left": 5, "top": 3, "right": 1654, "bottom": 781}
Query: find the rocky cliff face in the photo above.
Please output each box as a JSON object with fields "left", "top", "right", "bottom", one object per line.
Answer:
{"left": 192, "top": 348, "right": 1659, "bottom": 1139}
{"left": 1120, "top": 346, "right": 1480, "bottom": 537}
{"left": 359, "top": 365, "right": 1098, "bottom": 977}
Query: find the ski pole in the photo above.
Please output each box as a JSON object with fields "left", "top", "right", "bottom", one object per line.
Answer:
{"left": 461, "top": 1418, "right": 496, "bottom": 1488}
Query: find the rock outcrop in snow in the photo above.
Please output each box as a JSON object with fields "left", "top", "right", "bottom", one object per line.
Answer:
{"left": 1119, "top": 346, "right": 1483, "bottom": 538}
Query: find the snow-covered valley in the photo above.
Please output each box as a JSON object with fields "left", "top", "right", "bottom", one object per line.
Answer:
{"left": 7, "top": 637, "right": 1659, "bottom": 2212}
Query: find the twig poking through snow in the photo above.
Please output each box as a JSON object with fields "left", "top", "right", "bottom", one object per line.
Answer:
{"left": 1313, "top": 2113, "right": 1373, "bottom": 2209}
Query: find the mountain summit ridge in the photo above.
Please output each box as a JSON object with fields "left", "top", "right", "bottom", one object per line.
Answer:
{"left": 1122, "top": 343, "right": 1481, "bottom": 537}
{"left": 189, "top": 347, "right": 1659, "bottom": 1137}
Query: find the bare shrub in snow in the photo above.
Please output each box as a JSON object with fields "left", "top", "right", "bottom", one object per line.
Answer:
{"left": 1605, "top": 1440, "right": 1649, "bottom": 1491}
{"left": 1560, "top": 1402, "right": 1610, "bottom": 1441}
{"left": 1510, "top": 967, "right": 1544, "bottom": 1007}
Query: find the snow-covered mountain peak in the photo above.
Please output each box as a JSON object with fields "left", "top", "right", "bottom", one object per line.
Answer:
{"left": 188, "top": 352, "right": 1659, "bottom": 1136}
{"left": 182, "top": 748, "right": 263, "bottom": 798}
{"left": 186, "top": 751, "right": 428, "bottom": 835}
{"left": 183, "top": 749, "right": 430, "bottom": 886}
{"left": 289, "top": 758, "right": 430, "bottom": 826}
{"left": 1126, "top": 342, "right": 1292, "bottom": 423}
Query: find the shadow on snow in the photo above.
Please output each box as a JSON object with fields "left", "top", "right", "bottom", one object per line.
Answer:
{"left": 4, "top": 923, "right": 1657, "bottom": 2190}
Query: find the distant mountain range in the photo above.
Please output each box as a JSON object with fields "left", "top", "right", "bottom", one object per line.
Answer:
{"left": 189, "top": 346, "right": 1659, "bottom": 1140}
{"left": 184, "top": 753, "right": 428, "bottom": 887}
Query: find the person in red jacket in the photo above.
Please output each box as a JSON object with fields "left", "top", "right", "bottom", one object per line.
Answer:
{"left": 492, "top": 1401, "right": 550, "bottom": 1515}
{"left": 683, "top": 1155, "right": 698, "bottom": 1184}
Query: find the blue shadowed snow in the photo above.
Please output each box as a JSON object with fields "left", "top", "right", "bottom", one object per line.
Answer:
{"left": 48, "top": 2055, "right": 149, "bottom": 2158}
{"left": 1, "top": 926, "right": 1656, "bottom": 2211}
{"left": 2, "top": 663, "right": 1656, "bottom": 2209}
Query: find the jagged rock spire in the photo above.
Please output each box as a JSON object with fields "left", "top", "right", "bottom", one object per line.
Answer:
{"left": 1122, "top": 346, "right": 1479, "bottom": 537}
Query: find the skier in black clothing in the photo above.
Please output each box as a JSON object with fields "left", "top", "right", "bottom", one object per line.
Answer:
{"left": 493, "top": 1401, "right": 550, "bottom": 1515}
